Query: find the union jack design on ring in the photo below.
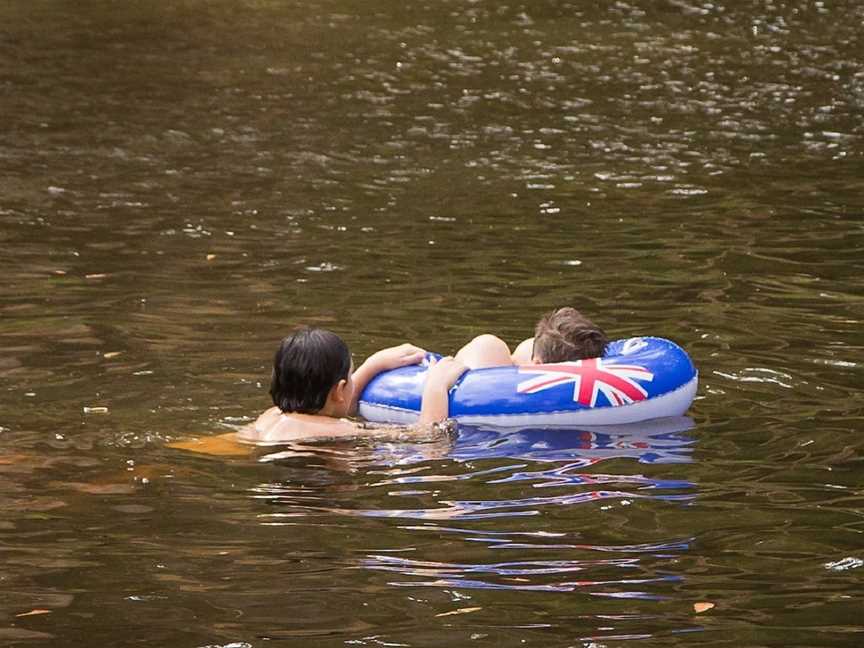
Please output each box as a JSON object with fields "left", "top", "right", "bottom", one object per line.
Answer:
{"left": 516, "top": 358, "right": 655, "bottom": 407}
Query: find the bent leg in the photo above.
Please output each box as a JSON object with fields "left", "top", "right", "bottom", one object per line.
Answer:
{"left": 511, "top": 337, "right": 535, "bottom": 364}
{"left": 454, "top": 334, "right": 514, "bottom": 370}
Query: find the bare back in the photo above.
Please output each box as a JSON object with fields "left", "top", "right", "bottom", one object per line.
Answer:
{"left": 241, "top": 406, "right": 363, "bottom": 444}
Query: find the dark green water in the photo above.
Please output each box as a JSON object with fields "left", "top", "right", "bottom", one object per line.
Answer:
{"left": 1, "top": 1, "right": 862, "bottom": 646}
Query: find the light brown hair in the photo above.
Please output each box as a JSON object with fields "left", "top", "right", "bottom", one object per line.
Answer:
{"left": 533, "top": 307, "right": 608, "bottom": 363}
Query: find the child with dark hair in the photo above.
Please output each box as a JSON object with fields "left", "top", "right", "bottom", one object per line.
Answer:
{"left": 244, "top": 327, "right": 466, "bottom": 442}
{"left": 455, "top": 307, "right": 608, "bottom": 369}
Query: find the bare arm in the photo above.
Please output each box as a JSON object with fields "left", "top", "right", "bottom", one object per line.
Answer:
{"left": 348, "top": 343, "right": 426, "bottom": 416}
{"left": 418, "top": 357, "right": 468, "bottom": 424}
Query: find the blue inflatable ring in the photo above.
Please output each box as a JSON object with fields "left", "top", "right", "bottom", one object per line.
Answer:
{"left": 359, "top": 337, "right": 698, "bottom": 426}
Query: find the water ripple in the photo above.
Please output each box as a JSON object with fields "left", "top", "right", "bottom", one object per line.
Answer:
{"left": 362, "top": 554, "right": 681, "bottom": 598}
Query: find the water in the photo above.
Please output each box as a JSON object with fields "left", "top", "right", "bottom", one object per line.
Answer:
{"left": 1, "top": 0, "right": 863, "bottom": 646}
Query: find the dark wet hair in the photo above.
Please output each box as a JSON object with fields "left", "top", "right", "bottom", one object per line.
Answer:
{"left": 269, "top": 327, "right": 352, "bottom": 414}
{"left": 533, "top": 307, "right": 608, "bottom": 362}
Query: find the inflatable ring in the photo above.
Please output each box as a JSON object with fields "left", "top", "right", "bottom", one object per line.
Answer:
{"left": 359, "top": 337, "right": 697, "bottom": 426}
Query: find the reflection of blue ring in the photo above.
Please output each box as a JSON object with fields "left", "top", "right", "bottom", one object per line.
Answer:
{"left": 359, "top": 337, "right": 697, "bottom": 426}
{"left": 453, "top": 416, "right": 696, "bottom": 465}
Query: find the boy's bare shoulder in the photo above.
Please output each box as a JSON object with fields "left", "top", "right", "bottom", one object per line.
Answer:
{"left": 511, "top": 337, "right": 535, "bottom": 364}
{"left": 240, "top": 408, "right": 360, "bottom": 444}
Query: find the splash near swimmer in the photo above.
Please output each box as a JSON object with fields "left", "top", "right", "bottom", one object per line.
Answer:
{"left": 359, "top": 337, "right": 697, "bottom": 427}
